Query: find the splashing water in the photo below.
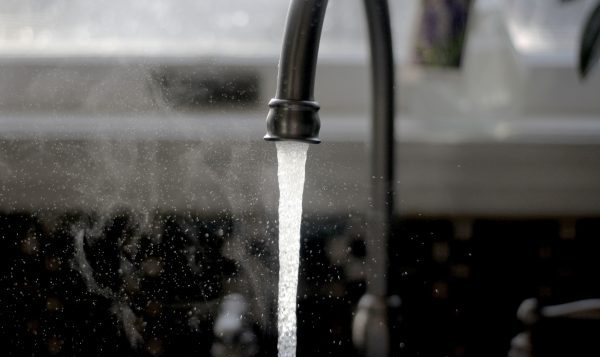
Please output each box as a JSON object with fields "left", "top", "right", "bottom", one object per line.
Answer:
{"left": 276, "top": 141, "right": 309, "bottom": 357}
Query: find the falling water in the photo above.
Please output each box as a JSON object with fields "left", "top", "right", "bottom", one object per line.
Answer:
{"left": 276, "top": 141, "right": 309, "bottom": 357}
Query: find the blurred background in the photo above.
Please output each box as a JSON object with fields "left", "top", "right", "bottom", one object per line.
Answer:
{"left": 1, "top": 0, "right": 600, "bottom": 356}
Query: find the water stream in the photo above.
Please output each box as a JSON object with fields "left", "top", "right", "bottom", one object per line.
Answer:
{"left": 275, "top": 141, "right": 309, "bottom": 357}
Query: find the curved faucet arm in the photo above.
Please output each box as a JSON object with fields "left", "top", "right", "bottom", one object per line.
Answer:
{"left": 275, "top": 0, "right": 328, "bottom": 101}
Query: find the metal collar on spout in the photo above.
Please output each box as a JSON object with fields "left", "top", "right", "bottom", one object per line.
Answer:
{"left": 264, "top": 98, "right": 321, "bottom": 144}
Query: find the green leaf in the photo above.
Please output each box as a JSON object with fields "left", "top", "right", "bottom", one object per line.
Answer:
{"left": 579, "top": 3, "right": 600, "bottom": 78}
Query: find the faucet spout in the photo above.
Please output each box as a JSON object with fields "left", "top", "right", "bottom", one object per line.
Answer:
{"left": 264, "top": 0, "right": 329, "bottom": 143}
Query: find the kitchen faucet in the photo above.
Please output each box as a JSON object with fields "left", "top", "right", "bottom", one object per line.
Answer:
{"left": 264, "top": 0, "right": 395, "bottom": 356}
